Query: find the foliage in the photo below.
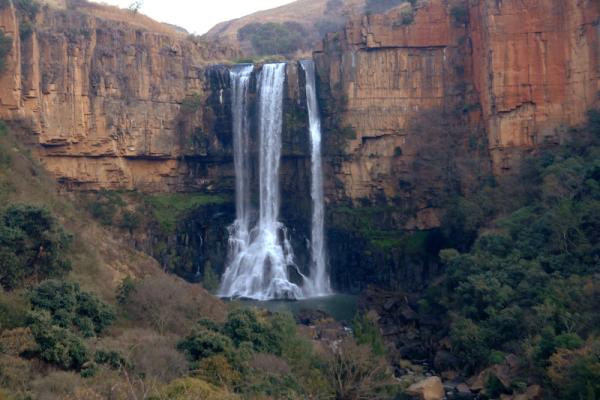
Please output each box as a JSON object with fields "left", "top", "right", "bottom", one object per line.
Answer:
{"left": 26, "top": 310, "right": 89, "bottom": 370}
{"left": 548, "top": 340, "right": 600, "bottom": 399}
{"left": 238, "top": 22, "right": 309, "bottom": 56}
{"left": 0, "top": 204, "right": 72, "bottom": 290}
{"left": 0, "top": 32, "right": 12, "bottom": 73}
{"left": 430, "top": 110, "right": 600, "bottom": 385}
{"left": 120, "top": 274, "right": 225, "bottom": 335}
{"left": 146, "top": 193, "right": 228, "bottom": 232}
{"left": 85, "top": 189, "right": 124, "bottom": 226}
{"left": 157, "top": 377, "right": 238, "bottom": 400}
{"left": 181, "top": 93, "right": 202, "bottom": 114}
{"left": 118, "top": 210, "right": 141, "bottom": 233}
{"left": 116, "top": 276, "right": 136, "bottom": 305}
{"left": 353, "top": 313, "right": 385, "bottom": 356}
{"left": 30, "top": 280, "right": 115, "bottom": 337}
{"left": 325, "top": 338, "right": 397, "bottom": 399}
{"left": 450, "top": 5, "right": 469, "bottom": 26}
{"left": 202, "top": 261, "right": 219, "bottom": 292}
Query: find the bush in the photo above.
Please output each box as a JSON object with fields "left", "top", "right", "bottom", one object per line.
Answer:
{"left": 0, "top": 204, "right": 72, "bottom": 290}
{"left": 0, "top": 31, "right": 11, "bottom": 73}
{"left": 27, "top": 310, "right": 89, "bottom": 370}
{"left": 325, "top": 338, "right": 397, "bottom": 399}
{"left": 202, "top": 261, "right": 219, "bottom": 292}
{"left": 238, "top": 22, "right": 309, "bottom": 56}
{"left": 450, "top": 5, "right": 469, "bottom": 26}
{"left": 157, "top": 377, "right": 237, "bottom": 400}
{"left": 353, "top": 313, "right": 385, "bottom": 356}
{"left": 121, "top": 274, "right": 226, "bottom": 335}
{"left": 30, "top": 280, "right": 115, "bottom": 336}
{"left": 178, "top": 327, "right": 234, "bottom": 361}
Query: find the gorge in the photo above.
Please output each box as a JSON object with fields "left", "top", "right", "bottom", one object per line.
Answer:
{"left": 0, "top": 0, "right": 598, "bottom": 398}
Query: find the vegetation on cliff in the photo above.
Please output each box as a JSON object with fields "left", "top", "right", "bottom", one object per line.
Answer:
{"left": 418, "top": 111, "right": 600, "bottom": 398}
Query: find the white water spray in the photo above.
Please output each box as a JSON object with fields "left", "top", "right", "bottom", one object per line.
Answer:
{"left": 301, "top": 60, "right": 332, "bottom": 296}
{"left": 219, "top": 63, "right": 304, "bottom": 300}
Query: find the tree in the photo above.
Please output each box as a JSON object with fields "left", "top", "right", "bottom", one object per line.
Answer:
{"left": 128, "top": 0, "right": 142, "bottom": 15}
{"left": 0, "top": 205, "right": 72, "bottom": 290}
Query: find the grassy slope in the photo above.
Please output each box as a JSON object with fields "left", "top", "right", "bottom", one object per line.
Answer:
{"left": 0, "top": 123, "right": 163, "bottom": 300}
{"left": 205, "top": 0, "right": 365, "bottom": 51}
{"left": 40, "top": 0, "right": 185, "bottom": 37}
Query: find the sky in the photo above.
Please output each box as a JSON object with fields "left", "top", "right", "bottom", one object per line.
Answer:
{"left": 89, "top": 0, "right": 296, "bottom": 35}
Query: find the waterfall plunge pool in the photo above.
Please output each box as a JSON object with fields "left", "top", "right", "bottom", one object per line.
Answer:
{"left": 227, "top": 294, "right": 358, "bottom": 323}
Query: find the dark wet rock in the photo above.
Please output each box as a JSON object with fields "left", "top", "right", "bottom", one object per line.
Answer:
{"left": 296, "top": 308, "right": 332, "bottom": 325}
{"left": 434, "top": 350, "right": 459, "bottom": 371}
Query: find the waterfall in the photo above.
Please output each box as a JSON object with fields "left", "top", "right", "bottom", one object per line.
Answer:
{"left": 301, "top": 60, "right": 332, "bottom": 296}
{"left": 219, "top": 63, "right": 304, "bottom": 300}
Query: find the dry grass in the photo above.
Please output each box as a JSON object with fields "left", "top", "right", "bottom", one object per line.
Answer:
{"left": 0, "top": 122, "right": 162, "bottom": 301}
{"left": 40, "top": 0, "right": 185, "bottom": 37}
{"left": 206, "top": 0, "right": 366, "bottom": 41}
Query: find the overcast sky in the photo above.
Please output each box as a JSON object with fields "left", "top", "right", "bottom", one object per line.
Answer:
{"left": 90, "top": 0, "right": 296, "bottom": 34}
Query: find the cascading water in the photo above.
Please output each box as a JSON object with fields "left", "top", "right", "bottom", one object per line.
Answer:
{"left": 219, "top": 63, "right": 304, "bottom": 300}
{"left": 301, "top": 60, "right": 332, "bottom": 296}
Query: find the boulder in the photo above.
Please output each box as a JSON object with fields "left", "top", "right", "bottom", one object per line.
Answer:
{"left": 456, "top": 383, "right": 473, "bottom": 398}
{"left": 406, "top": 376, "right": 445, "bottom": 400}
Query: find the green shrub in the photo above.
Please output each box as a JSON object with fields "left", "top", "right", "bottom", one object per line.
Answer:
{"left": 0, "top": 204, "right": 72, "bottom": 290}
{"left": 116, "top": 276, "right": 136, "bottom": 305}
{"left": 353, "top": 313, "right": 385, "bottom": 356}
{"left": 178, "top": 326, "right": 234, "bottom": 361}
{"left": 27, "top": 310, "right": 89, "bottom": 370}
{"left": 450, "top": 5, "right": 468, "bottom": 26}
{"left": 119, "top": 210, "right": 140, "bottom": 232}
{"left": 238, "top": 22, "right": 309, "bottom": 56}
{"left": 202, "top": 262, "right": 219, "bottom": 293}
{"left": 30, "top": 280, "right": 115, "bottom": 336}
{"left": 0, "top": 31, "right": 12, "bottom": 73}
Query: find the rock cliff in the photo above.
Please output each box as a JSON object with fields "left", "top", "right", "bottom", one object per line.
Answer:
{"left": 0, "top": 1, "right": 238, "bottom": 191}
{"left": 316, "top": 0, "right": 600, "bottom": 206}
{"left": 0, "top": 0, "right": 598, "bottom": 293}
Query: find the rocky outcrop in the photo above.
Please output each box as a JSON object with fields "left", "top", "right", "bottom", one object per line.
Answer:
{"left": 406, "top": 377, "right": 445, "bottom": 400}
{"left": 0, "top": 2, "right": 238, "bottom": 191}
{"left": 316, "top": 0, "right": 600, "bottom": 205}
{"left": 470, "top": 0, "right": 600, "bottom": 174}
{"left": 315, "top": 0, "right": 479, "bottom": 211}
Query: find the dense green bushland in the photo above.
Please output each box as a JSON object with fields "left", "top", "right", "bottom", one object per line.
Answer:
{"left": 177, "top": 307, "right": 397, "bottom": 399}
{"left": 0, "top": 204, "right": 72, "bottom": 290}
{"left": 422, "top": 111, "right": 600, "bottom": 397}
{"left": 237, "top": 21, "right": 309, "bottom": 57}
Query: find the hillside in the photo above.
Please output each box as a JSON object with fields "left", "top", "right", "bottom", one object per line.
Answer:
{"left": 40, "top": 0, "right": 186, "bottom": 36}
{"left": 205, "top": 0, "right": 366, "bottom": 57}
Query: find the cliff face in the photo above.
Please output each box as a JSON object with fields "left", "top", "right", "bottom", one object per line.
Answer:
{"left": 315, "top": 0, "right": 483, "bottom": 228}
{"left": 469, "top": 0, "right": 600, "bottom": 173}
{"left": 0, "top": 0, "right": 599, "bottom": 293}
{"left": 316, "top": 0, "right": 600, "bottom": 206}
{"left": 314, "top": 0, "right": 600, "bottom": 292}
{"left": 0, "top": 2, "right": 238, "bottom": 191}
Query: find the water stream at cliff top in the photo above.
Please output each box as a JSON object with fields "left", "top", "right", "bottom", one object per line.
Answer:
{"left": 219, "top": 63, "right": 304, "bottom": 300}
{"left": 301, "top": 60, "right": 332, "bottom": 297}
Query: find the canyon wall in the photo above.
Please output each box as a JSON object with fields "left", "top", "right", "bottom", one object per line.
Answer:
{"left": 316, "top": 0, "right": 600, "bottom": 205}
{"left": 0, "top": 2, "right": 239, "bottom": 192}
{"left": 0, "top": 0, "right": 598, "bottom": 292}
{"left": 314, "top": 0, "right": 600, "bottom": 292}
{"left": 469, "top": 0, "right": 600, "bottom": 174}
